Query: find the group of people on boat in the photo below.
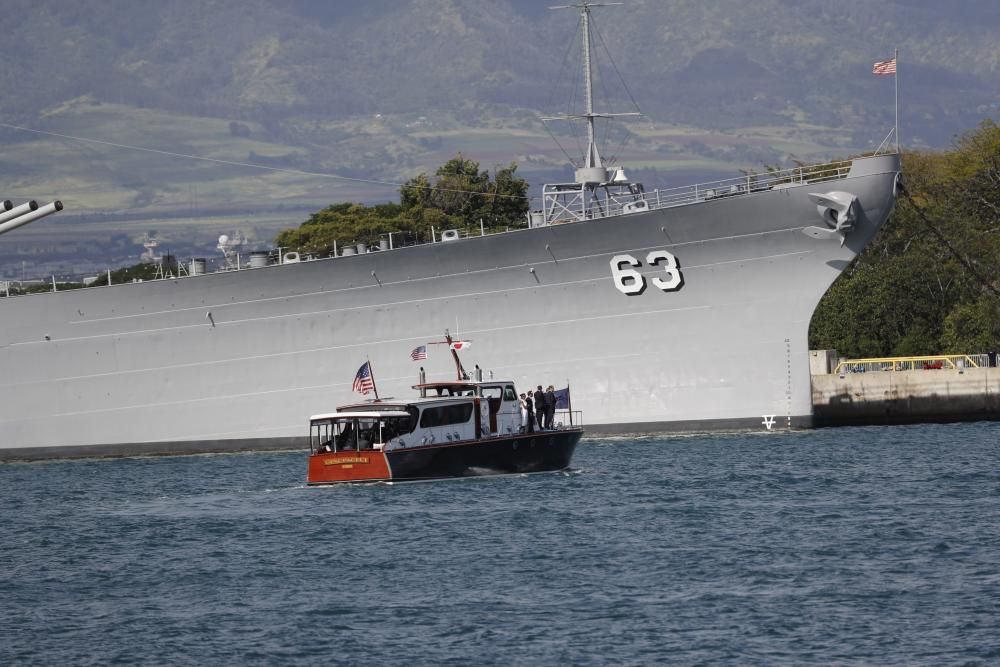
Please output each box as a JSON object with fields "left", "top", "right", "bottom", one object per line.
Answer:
{"left": 519, "top": 385, "right": 557, "bottom": 432}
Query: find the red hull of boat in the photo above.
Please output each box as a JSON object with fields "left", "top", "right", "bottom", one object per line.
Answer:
{"left": 307, "top": 451, "right": 392, "bottom": 484}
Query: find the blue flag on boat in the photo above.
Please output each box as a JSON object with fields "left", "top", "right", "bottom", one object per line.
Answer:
{"left": 553, "top": 386, "right": 571, "bottom": 409}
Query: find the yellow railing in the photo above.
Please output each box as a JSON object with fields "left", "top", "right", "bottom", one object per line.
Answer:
{"left": 833, "top": 354, "right": 986, "bottom": 375}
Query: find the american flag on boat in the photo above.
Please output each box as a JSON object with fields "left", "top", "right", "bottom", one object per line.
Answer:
{"left": 410, "top": 345, "right": 427, "bottom": 361}
{"left": 352, "top": 361, "right": 374, "bottom": 395}
{"left": 872, "top": 57, "right": 897, "bottom": 75}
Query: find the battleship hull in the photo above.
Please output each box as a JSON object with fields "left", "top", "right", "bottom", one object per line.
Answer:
{"left": 0, "top": 155, "right": 900, "bottom": 460}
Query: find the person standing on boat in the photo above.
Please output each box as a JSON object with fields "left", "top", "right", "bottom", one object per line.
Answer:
{"left": 519, "top": 393, "right": 529, "bottom": 432}
{"left": 525, "top": 393, "right": 535, "bottom": 433}
{"left": 480, "top": 399, "right": 491, "bottom": 436}
{"left": 534, "top": 385, "right": 545, "bottom": 430}
{"left": 544, "top": 385, "right": 556, "bottom": 429}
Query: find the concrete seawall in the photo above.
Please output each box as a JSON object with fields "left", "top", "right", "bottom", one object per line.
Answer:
{"left": 811, "top": 366, "right": 1000, "bottom": 426}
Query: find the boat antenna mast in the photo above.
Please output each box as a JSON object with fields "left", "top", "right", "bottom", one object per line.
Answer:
{"left": 429, "top": 329, "right": 471, "bottom": 380}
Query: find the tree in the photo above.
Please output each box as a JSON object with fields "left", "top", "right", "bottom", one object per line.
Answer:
{"left": 276, "top": 155, "right": 530, "bottom": 257}
{"left": 809, "top": 120, "right": 1000, "bottom": 357}
{"left": 401, "top": 155, "right": 529, "bottom": 231}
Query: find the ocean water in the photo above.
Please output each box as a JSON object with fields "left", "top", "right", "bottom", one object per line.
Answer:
{"left": 2, "top": 422, "right": 999, "bottom": 666}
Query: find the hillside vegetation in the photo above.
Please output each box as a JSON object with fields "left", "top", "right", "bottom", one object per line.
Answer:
{"left": 2, "top": 0, "right": 998, "bottom": 143}
{"left": 809, "top": 121, "right": 1000, "bottom": 356}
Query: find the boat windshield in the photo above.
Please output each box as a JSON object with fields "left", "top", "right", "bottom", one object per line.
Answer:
{"left": 430, "top": 386, "right": 476, "bottom": 397}
{"left": 311, "top": 415, "right": 416, "bottom": 453}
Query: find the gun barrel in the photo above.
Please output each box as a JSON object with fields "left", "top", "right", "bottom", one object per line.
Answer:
{"left": 0, "top": 200, "right": 62, "bottom": 237}
{"left": 0, "top": 200, "right": 38, "bottom": 225}
{"left": 1, "top": 200, "right": 12, "bottom": 212}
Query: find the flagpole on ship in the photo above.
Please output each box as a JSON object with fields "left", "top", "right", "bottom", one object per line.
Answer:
{"left": 894, "top": 47, "right": 900, "bottom": 154}
{"left": 429, "top": 329, "right": 471, "bottom": 380}
{"left": 566, "top": 380, "right": 573, "bottom": 426}
{"left": 367, "top": 357, "right": 380, "bottom": 401}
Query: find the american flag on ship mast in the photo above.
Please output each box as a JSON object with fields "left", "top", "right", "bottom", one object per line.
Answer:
{"left": 873, "top": 49, "right": 900, "bottom": 153}
{"left": 872, "top": 57, "right": 896, "bottom": 75}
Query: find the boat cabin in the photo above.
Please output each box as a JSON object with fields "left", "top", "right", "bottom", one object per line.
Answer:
{"left": 310, "top": 410, "right": 413, "bottom": 453}
{"left": 309, "top": 381, "right": 524, "bottom": 454}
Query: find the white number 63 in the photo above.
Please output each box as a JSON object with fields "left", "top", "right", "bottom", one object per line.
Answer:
{"left": 610, "top": 250, "right": 683, "bottom": 295}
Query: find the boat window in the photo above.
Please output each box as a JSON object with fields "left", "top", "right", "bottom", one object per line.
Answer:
{"left": 354, "top": 418, "right": 382, "bottom": 450}
{"left": 314, "top": 417, "right": 417, "bottom": 452}
{"left": 311, "top": 420, "right": 335, "bottom": 453}
{"left": 381, "top": 415, "right": 416, "bottom": 441}
{"left": 433, "top": 386, "right": 475, "bottom": 397}
{"left": 326, "top": 419, "right": 368, "bottom": 450}
{"left": 419, "top": 403, "right": 474, "bottom": 428}
{"left": 480, "top": 386, "right": 503, "bottom": 401}
{"left": 335, "top": 421, "right": 358, "bottom": 450}
{"left": 503, "top": 385, "right": 517, "bottom": 401}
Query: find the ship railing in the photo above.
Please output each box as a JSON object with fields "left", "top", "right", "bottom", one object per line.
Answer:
{"left": 554, "top": 410, "right": 583, "bottom": 428}
{"left": 636, "top": 161, "right": 850, "bottom": 210}
{"left": 832, "top": 354, "right": 990, "bottom": 375}
{"left": 549, "top": 159, "right": 853, "bottom": 224}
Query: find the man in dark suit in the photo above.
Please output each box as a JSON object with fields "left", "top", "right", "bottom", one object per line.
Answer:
{"left": 533, "top": 385, "right": 545, "bottom": 430}
{"left": 544, "top": 385, "right": 556, "bottom": 429}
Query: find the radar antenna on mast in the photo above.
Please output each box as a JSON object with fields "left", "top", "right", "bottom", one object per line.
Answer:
{"left": 537, "top": 2, "right": 647, "bottom": 226}
{"left": 543, "top": 2, "right": 638, "bottom": 184}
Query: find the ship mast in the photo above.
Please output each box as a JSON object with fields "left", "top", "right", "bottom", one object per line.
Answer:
{"left": 545, "top": 1, "right": 636, "bottom": 185}
{"left": 580, "top": 2, "right": 601, "bottom": 172}
{"left": 539, "top": 1, "right": 645, "bottom": 226}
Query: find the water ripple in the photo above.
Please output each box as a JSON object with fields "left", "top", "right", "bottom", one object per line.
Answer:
{"left": 2, "top": 422, "right": 1000, "bottom": 665}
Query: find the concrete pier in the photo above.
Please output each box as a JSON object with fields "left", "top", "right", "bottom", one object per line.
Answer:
{"left": 811, "top": 350, "right": 1000, "bottom": 426}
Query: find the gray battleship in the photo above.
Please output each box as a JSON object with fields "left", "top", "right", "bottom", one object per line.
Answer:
{"left": 0, "top": 3, "right": 900, "bottom": 460}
